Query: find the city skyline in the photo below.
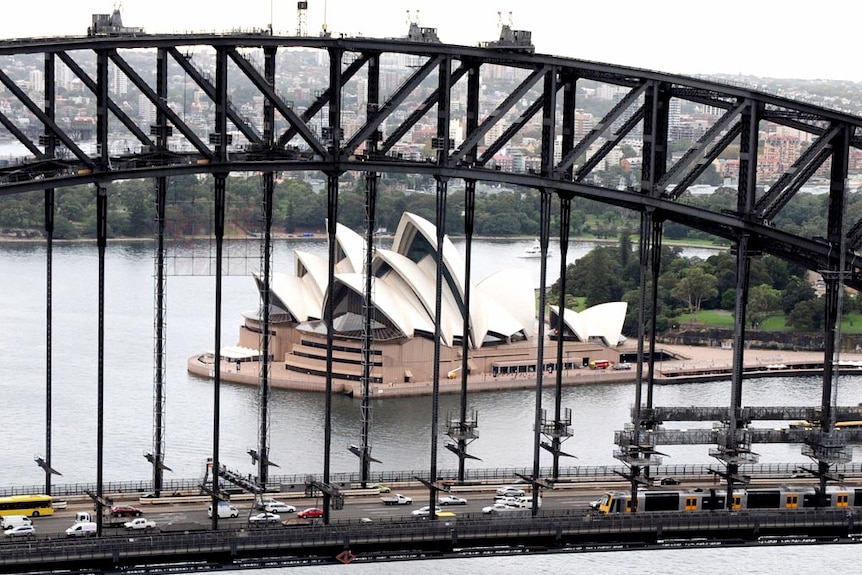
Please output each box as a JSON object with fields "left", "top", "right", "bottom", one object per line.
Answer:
{"left": 1, "top": 1, "right": 860, "bottom": 83}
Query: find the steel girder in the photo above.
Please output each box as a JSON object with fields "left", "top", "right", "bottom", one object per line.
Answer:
{"left": 0, "top": 34, "right": 861, "bottom": 285}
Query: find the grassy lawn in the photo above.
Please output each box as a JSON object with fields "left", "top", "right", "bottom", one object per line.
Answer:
{"left": 759, "top": 316, "right": 789, "bottom": 331}
{"left": 677, "top": 309, "right": 735, "bottom": 327}
{"left": 676, "top": 310, "right": 862, "bottom": 334}
{"left": 841, "top": 313, "right": 862, "bottom": 334}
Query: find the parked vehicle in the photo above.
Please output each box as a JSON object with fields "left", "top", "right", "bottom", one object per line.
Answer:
{"left": 380, "top": 493, "right": 413, "bottom": 505}
{"left": 65, "top": 521, "right": 97, "bottom": 537}
{"left": 248, "top": 512, "right": 281, "bottom": 524}
{"left": 297, "top": 507, "right": 324, "bottom": 519}
{"left": 124, "top": 517, "right": 157, "bottom": 530}
{"left": 4, "top": 524, "right": 35, "bottom": 537}
{"left": 207, "top": 503, "right": 239, "bottom": 518}
{"left": 111, "top": 505, "right": 143, "bottom": 517}
{"left": 0, "top": 515, "right": 32, "bottom": 529}
{"left": 437, "top": 495, "right": 467, "bottom": 506}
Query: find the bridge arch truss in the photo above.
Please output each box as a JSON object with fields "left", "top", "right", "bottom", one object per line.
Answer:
{"left": 3, "top": 32, "right": 862, "bottom": 518}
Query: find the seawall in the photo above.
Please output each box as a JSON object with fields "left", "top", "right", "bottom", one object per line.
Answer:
{"left": 187, "top": 344, "right": 862, "bottom": 398}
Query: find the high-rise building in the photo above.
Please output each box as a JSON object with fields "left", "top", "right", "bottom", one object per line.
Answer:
{"left": 138, "top": 93, "right": 156, "bottom": 125}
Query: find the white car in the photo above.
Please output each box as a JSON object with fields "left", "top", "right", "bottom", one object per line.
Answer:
{"left": 264, "top": 502, "right": 296, "bottom": 513}
{"left": 248, "top": 512, "right": 281, "bottom": 524}
{"left": 495, "top": 496, "right": 522, "bottom": 507}
{"left": 437, "top": 495, "right": 467, "bottom": 506}
{"left": 257, "top": 498, "right": 290, "bottom": 510}
{"left": 482, "top": 502, "right": 515, "bottom": 514}
{"left": 495, "top": 486, "right": 525, "bottom": 497}
{"left": 124, "top": 517, "right": 157, "bottom": 530}
{"left": 411, "top": 505, "right": 442, "bottom": 517}
{"left": 4, "top": 525, "right": 35, "bottom": 537}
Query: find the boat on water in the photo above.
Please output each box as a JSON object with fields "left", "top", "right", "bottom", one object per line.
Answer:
{"left": 518, "top": 239, "right": 547, "bottom": 258}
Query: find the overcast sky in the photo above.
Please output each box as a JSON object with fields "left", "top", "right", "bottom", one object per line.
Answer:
{"left": 3, "top": 1, "right": 859, "bottom": 82}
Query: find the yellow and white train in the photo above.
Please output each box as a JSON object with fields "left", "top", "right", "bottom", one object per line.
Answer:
{"left": 596, "top": 485, "right": 856, "bottom": 514}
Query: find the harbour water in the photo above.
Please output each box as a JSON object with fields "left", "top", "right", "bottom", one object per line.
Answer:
{"left": 215, "top": 544, "right": 862, "bottom": 575}
{"left": 0, "top": 237, "right": 731, "bottom": 485}
{"left": 2, "top": 237, "right": 860, "bottom": 572}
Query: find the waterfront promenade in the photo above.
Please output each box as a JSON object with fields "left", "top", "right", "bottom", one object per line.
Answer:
{"left": 187, "top": 344, "right": 862, "bottom": 397}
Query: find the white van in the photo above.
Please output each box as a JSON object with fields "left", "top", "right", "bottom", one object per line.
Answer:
{"left": 513, "top": 496, "right": 541, "bottom": 509}
{"left": 0, "top": 515, "right": 32, "bottom": 529}
{"left": 207, "top": 502, "right": 239, "bottom": 518}
{"left": 65, "top": 521, "right": 97, "bottom": 537}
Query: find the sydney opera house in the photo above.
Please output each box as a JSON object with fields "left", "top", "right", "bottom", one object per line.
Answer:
{"left": 189, "top": 212, "right": 629, "bottom": 394}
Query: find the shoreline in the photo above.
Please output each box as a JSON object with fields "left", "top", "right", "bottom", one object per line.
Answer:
{"left": 0, "top": 231, "right": 730, "bottom": 252}
{"left": 187, "top": 344, "right": 862, "bottom": 398}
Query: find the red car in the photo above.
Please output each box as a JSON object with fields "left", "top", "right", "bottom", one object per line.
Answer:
{"left": 297, "top": 507, "right": 323, "bottom": 519}
{"left": 111, "top": 505, "right": 143, "bottom": 517}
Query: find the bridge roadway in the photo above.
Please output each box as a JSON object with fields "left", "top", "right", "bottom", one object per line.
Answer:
{"left": 3, "top": 476, "right": 862, "bottom": 572}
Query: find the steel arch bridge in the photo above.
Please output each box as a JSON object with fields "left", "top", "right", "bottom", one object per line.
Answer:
{"left": 4, "top": 29, "right": 862, "bottom": 527}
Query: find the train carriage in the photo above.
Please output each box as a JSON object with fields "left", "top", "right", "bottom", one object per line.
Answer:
{"left": 598, "top": 488, "right": 726, "bottom": 514}
{"left": 597, "top": 485, "right": 861, "bottom": 515}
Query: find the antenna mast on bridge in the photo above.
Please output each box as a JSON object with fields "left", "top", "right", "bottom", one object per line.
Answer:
{"left": 297, "top": 1, "right": 308, "bottom": 36}
{"left": 321, "top": 0, "right": 330, "bottom": 37}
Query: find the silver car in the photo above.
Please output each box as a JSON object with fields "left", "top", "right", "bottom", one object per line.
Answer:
{"left": 438, "top": 495, "right": 467, "bottom": 506}
{"left": 264, "top": 502, "right": 296, "bottom": 514}
{"left": 4, "top": 525, "right": 35, "bottom": 537}
{"left": 495, "top": 486, "right": 525, "bottom": 497}
{"left": 411, "top": 506, "right": 442, "bottom": 517}
{"left": 248, "top": 512, "right": 281, "bottom": 524}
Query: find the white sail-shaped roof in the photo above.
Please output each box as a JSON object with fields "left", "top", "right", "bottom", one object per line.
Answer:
{"left": 476, "top": 268, "right": 536, "bottom": 340}
{"left": 333, "top": 221, "right": 364, "bottom": 273}
{"left": 392, "top": 212, "right": 466, "bottom": 291}
{"left": 260, "top": 212, "right": 544, "bottom": 349}
{"left": 268, "top": 272, "right": 311, "bottom": 321}
{"left": 293, "top": 250, "right": 327, "bottom": 318}
{"left": 333, "top": 273, "right": 415, "bottom": 337}
{"left": 551, "top": 302, "right": 628, "bottom": 347}
{"left": 374, "top": 250, "right": 438, "bottom": 316}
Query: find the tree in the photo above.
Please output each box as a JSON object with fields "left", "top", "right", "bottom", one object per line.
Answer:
{"left": 619, "top": 231, "right": 633, "bottom": 269}
{"left": 786, "top": 298, "right": 824, "bottom": 331}
{"left": 781, "top": 276, "right": 816, "bottom": 314}
{"left": 748, "top": 284, "right": 781, "bottom": 329}
{"left": 559, "top": 246, "right": 625, "bottom": 307}
{"left": 670, "top": 266, "right": 718, "bottom": 320}
{"left": 479, "top": 211, "right": 522, "bottom": 235}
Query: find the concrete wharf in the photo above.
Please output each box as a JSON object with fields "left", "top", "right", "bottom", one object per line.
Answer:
{"left": 187, "top": 344, "right": 862, "bottom": 397}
